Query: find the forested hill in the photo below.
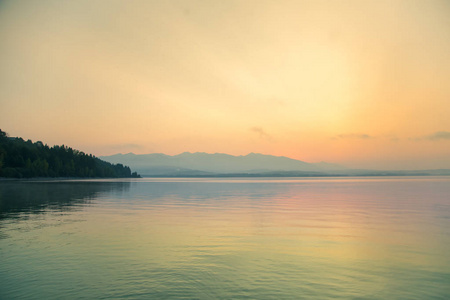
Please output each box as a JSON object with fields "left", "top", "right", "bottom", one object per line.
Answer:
{"left": 0, "top": 129, "right": 140, "bottom": 178}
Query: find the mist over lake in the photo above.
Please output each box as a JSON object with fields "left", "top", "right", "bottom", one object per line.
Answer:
{"left": 1, "top": 177, "right": 449, "bottom": 299}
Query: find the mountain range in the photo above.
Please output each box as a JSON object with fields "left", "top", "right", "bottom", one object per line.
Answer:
{"left": 100, "top": 152, "right": 344, "bottom": 176}
{"left": 100, "top": 152, "right": 450, "bottom": 177}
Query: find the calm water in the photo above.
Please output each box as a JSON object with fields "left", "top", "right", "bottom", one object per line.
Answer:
{"left": 0, "top": 177, "right": 449, "bottom": 299}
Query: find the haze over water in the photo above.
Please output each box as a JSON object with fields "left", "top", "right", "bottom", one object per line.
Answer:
{"left": 1, "top": 177, "right": 449, "bottom": 299}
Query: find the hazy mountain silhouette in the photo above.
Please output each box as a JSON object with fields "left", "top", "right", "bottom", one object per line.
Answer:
{"left": 100, "top": 152, "right": 346, "bottom": 176}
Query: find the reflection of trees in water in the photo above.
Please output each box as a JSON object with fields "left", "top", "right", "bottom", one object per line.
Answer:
{"left": 0, "top": 181, "right": 130, "bottom": 219}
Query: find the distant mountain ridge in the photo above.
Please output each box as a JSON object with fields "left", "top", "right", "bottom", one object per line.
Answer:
{"left": 100, "top": 152, "right": 346, "bottom": 176}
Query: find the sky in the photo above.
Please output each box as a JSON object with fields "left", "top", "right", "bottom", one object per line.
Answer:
{"left": 0, "top": 0, "right": 449, "bottom": 170}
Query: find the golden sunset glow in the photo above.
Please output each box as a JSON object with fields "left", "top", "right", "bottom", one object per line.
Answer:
{"left": 1, "top": 0, "right": 449, "bottom": 169}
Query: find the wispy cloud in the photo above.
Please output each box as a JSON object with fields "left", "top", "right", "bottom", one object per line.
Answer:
{"left": 422, "top": 131, "right": 450, "bottom": 141}
{"left": 250, "top": 127, "right": 273, "bottom": 141}
{"left": 384, "top": 134, "right": 400, "bottom": 142}
{"left": 336, "top": 133, "right": 373, "bottom": 139}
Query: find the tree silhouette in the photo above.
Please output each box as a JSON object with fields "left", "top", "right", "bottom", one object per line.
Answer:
{"left": 0, "top": 129, "right": 140, "bottom": 178}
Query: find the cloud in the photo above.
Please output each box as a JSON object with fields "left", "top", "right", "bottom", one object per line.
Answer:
{"left": 250, "top": 126, "right": 272, "bottom": 141}
{"left": 336, "top": 133, "right": 373, "bottom": 139}
{"left": 424, "top": 131, "right": 450, "bottom": 141}
{"left": 383, "top": 134, "right": 400, "bottom": 142}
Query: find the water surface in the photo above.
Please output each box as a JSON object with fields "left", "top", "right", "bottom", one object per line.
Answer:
{"left": 1, "top": 177, "right": 449, "bottom": 299}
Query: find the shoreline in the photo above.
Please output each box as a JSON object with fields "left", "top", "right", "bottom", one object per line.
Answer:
{"left": 0, "top": 176, "right": 140, "bottom": 182}
{"left": 2, "top": 174, "right": 449, "bottom": 182}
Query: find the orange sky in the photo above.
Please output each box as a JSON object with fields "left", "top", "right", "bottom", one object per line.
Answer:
{"left": 1, "top": 0, "right": 449, "bottom": 169}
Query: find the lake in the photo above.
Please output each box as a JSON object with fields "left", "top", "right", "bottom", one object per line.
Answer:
{"left": 1, "top": 177, "right": 449, "bottom": 299}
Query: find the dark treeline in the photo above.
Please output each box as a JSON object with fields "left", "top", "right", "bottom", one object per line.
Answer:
{"left": 0, "top": 129, "right": 140, "bottom": 178}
